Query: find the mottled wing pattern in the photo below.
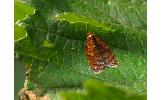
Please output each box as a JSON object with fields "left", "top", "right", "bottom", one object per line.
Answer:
{"left": 85, "top": 32, "right": 119, "bottom": 74}
{"left": 85, "top": 35, "right": 104, "bottom": 73}
{"left": 95, "top": 37, "right": 119, "bottom": 67}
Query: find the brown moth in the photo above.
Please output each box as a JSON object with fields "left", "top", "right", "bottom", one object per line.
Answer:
{"left": 85, "top": 32, "right": 119, "bottom": 74}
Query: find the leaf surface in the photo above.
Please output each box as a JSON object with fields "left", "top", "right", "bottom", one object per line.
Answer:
{"left": 60, "top": 80, "right": 146, "bottom": 100}
{"left": 15, "top": 0, "right": 147, "bottom": 96}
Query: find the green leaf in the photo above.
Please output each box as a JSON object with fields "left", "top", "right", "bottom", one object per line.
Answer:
{"left": 14, "top": 1, "right": 34, "bottom": 40}
{"left": 15, "top": 0, "right": 147, "bottom": 97}
{"left": 60, "top": 80, "right": 146, "bottom": 100}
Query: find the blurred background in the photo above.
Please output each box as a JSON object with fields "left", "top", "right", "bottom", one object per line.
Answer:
{"left": 14, "top": 58, "right": 25, "bottom": 100}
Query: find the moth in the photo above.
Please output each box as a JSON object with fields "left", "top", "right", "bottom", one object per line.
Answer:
{"left": 85, "top": 32, "right": 119, "bottom": 74}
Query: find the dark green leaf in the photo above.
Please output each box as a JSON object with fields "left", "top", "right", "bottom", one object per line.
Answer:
{"left": 15, "top": 0, "right": 147, "bottom": 97}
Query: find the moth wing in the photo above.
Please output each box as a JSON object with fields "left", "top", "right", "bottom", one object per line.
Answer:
{"left": 95, "top": 37, "right": 119, "bottom": 67}
{"left": 85, "top": 36, "right": 106, "bottom": 73}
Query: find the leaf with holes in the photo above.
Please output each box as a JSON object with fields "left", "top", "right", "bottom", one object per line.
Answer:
{"left": 15, "top": 0, "right": 147, "bottom": 98}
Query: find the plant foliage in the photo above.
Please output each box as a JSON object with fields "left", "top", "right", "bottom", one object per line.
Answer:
{"left": 15, "top": 0, "right": 147, "bottom": 99}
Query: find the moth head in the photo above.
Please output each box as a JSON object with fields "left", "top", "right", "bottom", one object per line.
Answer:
{"left": 86, "top": 32, "right": 95, "bottom": 38}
